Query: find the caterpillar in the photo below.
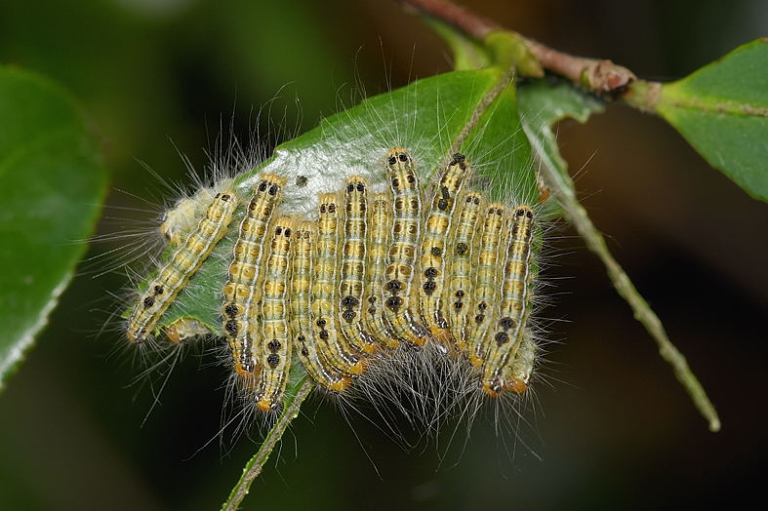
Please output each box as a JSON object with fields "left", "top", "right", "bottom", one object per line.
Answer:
{"left": 221, "top": 174, "right": 285, "bottom": 391}
{"left": 291, "top": 220, "right": 352, "bottom": 393}
{"left": 123, "top": 147, "right": 542, "bottom": 420}
{"left": 126, "top": 190, "right": 238, "bottom": 344}
{"left": 255, "top": 217, "right": 294, "bottom": 412}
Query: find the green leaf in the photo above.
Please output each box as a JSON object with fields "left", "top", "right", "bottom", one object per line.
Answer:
{"left": 422, "top": 18, "right": 543, "bottom": 77}
{"left": 0, "top": 66, "right": 108, "bottom": 389}
{"left": 423, "top": 18, "right": 491, "bottom": 71}
{"left": 518, "top": 78, "right": 604, "bottom": 218}
{"left": 483, "top": 31, "right": 543, "bottom": 78}
{"left": 652, "top": 39, "right": 768, "bottom": 202}
{"left": 518, "top": 78, "right": 604, "bottom": 186}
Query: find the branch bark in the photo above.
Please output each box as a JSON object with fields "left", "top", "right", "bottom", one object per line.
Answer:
{"left": 400, "top": 0, "right": 637, "bottom": 95}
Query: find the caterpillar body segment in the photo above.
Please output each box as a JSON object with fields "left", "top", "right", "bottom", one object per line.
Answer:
{"left": 256, "top": 217, "right": 294, "bottom": 412}
{"left": 339, "top": 176, "right": 377, "bottom": 354}
{"left": 505, "top": 329, "right": 536, "bottom": 394}
{"left": 159, "top": 190, "right": 214, "bottom": 247}
{"left": 482, "top": 205, "right": 535, "bottom": 396}
{"left": 382, "top": 147, "right": 430, "bottom": 347}
{"left": 467, "top": 203, "right": 509, "bottom": 367}
{"left": 417, "top": 153, "right": 471, "bottom": 346}
{"left": 127, "top": 190, "right": 238, "bottom": 343}
{"left": 360, "top": 192, "right": 398, "bottom": 349}
{"left": 164, "top": 318, "right": 211, "bottom": 344}
{"left": 445, "top": 191, "right": 484, "bottom": 353}
{"left": 313, "top": 193, "right": 364, "bottom": 376}
{"left": 221, "top": 174, "right": 284, "bottom": 386}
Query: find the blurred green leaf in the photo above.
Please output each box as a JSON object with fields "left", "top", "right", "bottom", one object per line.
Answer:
{"left": 654, "top": 39, "right": 768, "bottom": 202}
{"left": 0, "top": 66, "right": 108, "bottom": 390}
{"left": 424, "top": 18, "right": 491, "bottom": 71}
{"left": 483, "top": 31, "right": 543, "bottom": 78}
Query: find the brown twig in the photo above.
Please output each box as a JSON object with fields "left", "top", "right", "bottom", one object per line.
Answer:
{"left": 399, "top": 0, "right": 636, "bottom": 95}
{"left": 400, "top": 0, "right": 499, "bottom": 38}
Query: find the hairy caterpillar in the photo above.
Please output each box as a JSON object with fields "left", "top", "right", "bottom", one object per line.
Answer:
{"left": 221, "top": 174, "right": 285, "bottom": 391}
{"left": 126, "top": 190, "right": 238, "bottom": 343}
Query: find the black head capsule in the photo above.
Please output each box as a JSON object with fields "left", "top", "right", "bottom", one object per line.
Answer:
{"left": 386, "top": 147, "right": 414, "bottom": 176}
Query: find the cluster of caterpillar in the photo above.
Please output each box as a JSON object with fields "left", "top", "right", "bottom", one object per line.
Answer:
{"left": 124, "top": 145, "right": 541, "bottom": 425}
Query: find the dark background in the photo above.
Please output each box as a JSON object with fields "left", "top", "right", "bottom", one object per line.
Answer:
{"left": 1, "top": 0, "right": 766, "bottom": 509}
